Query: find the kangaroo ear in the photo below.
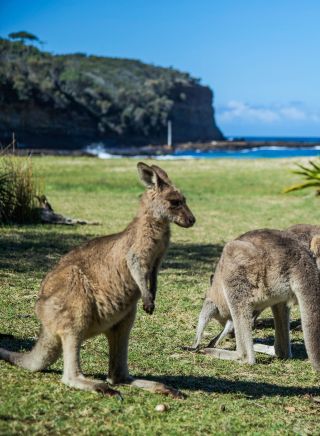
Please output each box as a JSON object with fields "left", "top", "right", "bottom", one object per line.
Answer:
{"left": 137, "top": 162, "right": 158, "bottom": 188}
{"left": 137, "top": 162, "right": 169, "bottom": 189}
{"left": 151, "top": 165, "right": 172, "bottom": 186}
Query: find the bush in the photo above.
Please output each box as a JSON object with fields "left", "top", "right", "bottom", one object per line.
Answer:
{"left": 0, "top": 156, "right": 43, "bottom": 224}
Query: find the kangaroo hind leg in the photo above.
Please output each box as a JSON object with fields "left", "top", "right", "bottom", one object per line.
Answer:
{"left": 61, "top": 333, "right": 120, "bottom": 397}
{"left": 107, "top": 308, "right": 185, "bottom": 399}
{"left": 292, "top": 271, "right": 320, "bottom": 371}
{"left": 271, "top": 302, "right": 291, "bottom": 359}
{"left": 204, "top": 306, "right": 254, "bottom": 364}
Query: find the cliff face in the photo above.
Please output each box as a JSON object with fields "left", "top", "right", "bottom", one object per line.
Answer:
{"left": 0, "top": 39, "right": 223, "bottom": 148}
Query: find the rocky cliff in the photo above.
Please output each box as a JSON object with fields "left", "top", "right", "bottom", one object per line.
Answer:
{"left": 0, "top": 38, "right": 223, "bottom": 148}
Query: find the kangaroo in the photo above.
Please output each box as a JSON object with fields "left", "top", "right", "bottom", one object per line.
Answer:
{"left": 188, "top": 224, "right": 320, "bottom": 352}
{"left": 0, "top": 162, "right": 195, "bottom": 397}
{"left": 186, "top": 229, "right": 320, "bottom": 371}
{"left": 36, "top": 195, "right": 100, "bottom": 225}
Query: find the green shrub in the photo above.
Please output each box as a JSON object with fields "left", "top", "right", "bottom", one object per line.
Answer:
{"left": 0, "top": 156, "right": 43, "bottom": 224}
{"left": 284, "top": 159, "right": 320, "bottom": 195}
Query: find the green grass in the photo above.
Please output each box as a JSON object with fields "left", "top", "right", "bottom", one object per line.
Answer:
{"left": 1, "top": 157, "right": 320, "bottom": 435}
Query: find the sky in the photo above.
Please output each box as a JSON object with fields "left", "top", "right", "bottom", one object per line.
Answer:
{"left": 1, "top": 0, "right": 320, "bottom": 138}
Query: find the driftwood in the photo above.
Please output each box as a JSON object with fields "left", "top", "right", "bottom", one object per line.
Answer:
{"left": 36, "top": 195, "right": 100, "bottom": 225}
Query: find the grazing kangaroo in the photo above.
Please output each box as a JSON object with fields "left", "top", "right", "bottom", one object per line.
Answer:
{"left": 188, "top": 224, "right": 320, "bottom": 352}
{"left": 186, "top": 229, "right": 320, "bottom": 371}
{"left": 0, "top": 162, "right": 195, "bottom": 397}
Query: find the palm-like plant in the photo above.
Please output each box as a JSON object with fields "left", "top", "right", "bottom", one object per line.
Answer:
{"left": 284, "top": 159, "right": 320, "bottom": 195}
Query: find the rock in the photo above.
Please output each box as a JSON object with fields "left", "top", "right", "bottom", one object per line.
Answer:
{"left": 155, "top": 404, "right": 168, "bottom": 412}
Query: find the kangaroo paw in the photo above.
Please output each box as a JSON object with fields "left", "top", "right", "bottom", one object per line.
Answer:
{"left": 95, "top": 383, "right": 123, "bottom": 399}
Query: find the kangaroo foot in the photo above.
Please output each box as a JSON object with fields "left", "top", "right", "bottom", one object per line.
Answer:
{"left": 95, "top": 383, "right": 123, "bottom": 399}
{"left": 202, "top": 347, "right": 251, "bottom": 363}
{"left": 130, "top": 379, "right": 186, "bottom": 399}
{"left": 62, "top": 375, "right": 122, "bottom": 398}
{"left": 113, "top": 377, "right": 186, "bottom": 399}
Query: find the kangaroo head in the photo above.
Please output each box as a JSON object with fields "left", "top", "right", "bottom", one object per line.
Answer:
{"left": 137, "top": 162, "right": 196, "bottom": 228}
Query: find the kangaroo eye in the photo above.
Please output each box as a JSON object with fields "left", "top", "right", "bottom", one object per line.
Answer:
{"left": 170, "top": 200, "right": 182, "bottom": 207}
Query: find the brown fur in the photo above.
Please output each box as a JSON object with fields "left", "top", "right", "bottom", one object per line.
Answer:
{"left": 188, "top": 228, "right": 320, "bottom": 371}
{"left": 0, "top": 162, "right": 195, "bottom": 397}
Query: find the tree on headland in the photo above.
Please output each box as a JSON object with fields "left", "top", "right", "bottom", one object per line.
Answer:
{"left": 8, "top": 31, "right": 39, "bottom": 44}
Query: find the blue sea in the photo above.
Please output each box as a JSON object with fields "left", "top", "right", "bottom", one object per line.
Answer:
{"left": 87, "top": 137, "right": 320, "bottom": 159}
{"left": 233, "top": 136, "right": 320, "bottom": 143}
{"left": 157, "top": 147, "right": 320, "bottom": 160}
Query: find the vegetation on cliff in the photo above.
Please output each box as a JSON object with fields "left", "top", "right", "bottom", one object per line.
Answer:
{"left": 0, "top": 37, "right": 223, "bottom": 146}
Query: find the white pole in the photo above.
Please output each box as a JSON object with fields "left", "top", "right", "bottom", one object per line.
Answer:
{"left": 12, "top": 132, "right": 16, "bottom": 154}
{"left": 167, "top": 120, "right": 172, "bottom": 148}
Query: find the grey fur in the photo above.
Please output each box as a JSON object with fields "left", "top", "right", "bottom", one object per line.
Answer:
{"left": 189, "top": 228, "right": 320, "bottom": 370}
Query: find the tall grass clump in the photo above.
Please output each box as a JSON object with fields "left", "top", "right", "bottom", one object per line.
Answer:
{"left": 0, "top": 155, "right": 43, "bottom": 224}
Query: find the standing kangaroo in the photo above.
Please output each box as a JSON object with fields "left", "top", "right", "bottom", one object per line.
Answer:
{"left": 0, "top": 162, "right": 195, "bottom": 397}
{"left": 186, "top": 229, "right": 320, "bottom": 371}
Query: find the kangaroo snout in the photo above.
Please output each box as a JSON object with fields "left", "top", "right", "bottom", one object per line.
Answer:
{"left": 186, "top": 214, "right": 196, "bottom": 227}
{"left": 174, "top": 212, "right": 196, "bottom": 228}
{"left": 182, "top": 207, "right": 196, "bottom": 227}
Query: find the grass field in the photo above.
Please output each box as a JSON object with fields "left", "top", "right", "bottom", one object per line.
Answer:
{"left": 1, "top": 157, "right": 320, "bottom": 435}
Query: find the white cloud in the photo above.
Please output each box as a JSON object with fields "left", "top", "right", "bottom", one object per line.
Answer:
{"left": 279, "top": 106, "right": 306, "bottom": 120}
{"left": 218, "top": 101, "right": 320, "bottom": 124}
{"left": 220, "top": 101, "right": 279, "bottom": 123}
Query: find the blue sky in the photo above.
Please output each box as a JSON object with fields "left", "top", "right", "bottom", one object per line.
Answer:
{"left": 1, "top": 0, "right": 320, "bottom": 137}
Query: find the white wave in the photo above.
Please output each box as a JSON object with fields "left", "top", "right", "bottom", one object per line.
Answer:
{"left": 85, "top": 144, "right": 122, "bottom": 159}
{"left": 84, "top": 143, "right": 320, "bottom": 160}
{"left": 154, "top": 154, "right": 194, "bottom": 160}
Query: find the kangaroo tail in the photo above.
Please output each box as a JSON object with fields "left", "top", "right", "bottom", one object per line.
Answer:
{"left": 0, "top": 328, "right": 61, "bottom": 372}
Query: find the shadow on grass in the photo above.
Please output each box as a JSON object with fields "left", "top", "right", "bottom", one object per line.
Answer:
{"left": 143, "top": 374, "right": 320, "bottom": 398}
{"left": 0, "top": 230, "right": 91, "bottom": 274}
{"left": 255, "top": 318, "right": 301, "bottom": 331}
{"left": 0, "top": 334, "right": 35, "bottom": 351}
{"left": 1, "top": 335, "right": 316, "bottom": 398}
{"left": 0, "top": 231, "right": 223, "bottom": 276}
{"left": 163, "top": 243, "right": 223, "bottom": 272}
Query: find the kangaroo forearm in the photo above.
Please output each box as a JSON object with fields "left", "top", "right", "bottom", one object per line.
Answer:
{"left": 129, "top": 266, "right": 150, "bottom": 299}
{"left": 127, "top": 252, "right": 154, "bottom": 313}
{"left": 150, "top": 256, "right": 163, "bottom": 298}
{"left": 149, "top": 270, "right": 158, "bottom": 298}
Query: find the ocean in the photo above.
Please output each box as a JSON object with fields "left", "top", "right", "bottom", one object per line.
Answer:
{"left": 86, "top": 137, "right": 320, "bottom": 160}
